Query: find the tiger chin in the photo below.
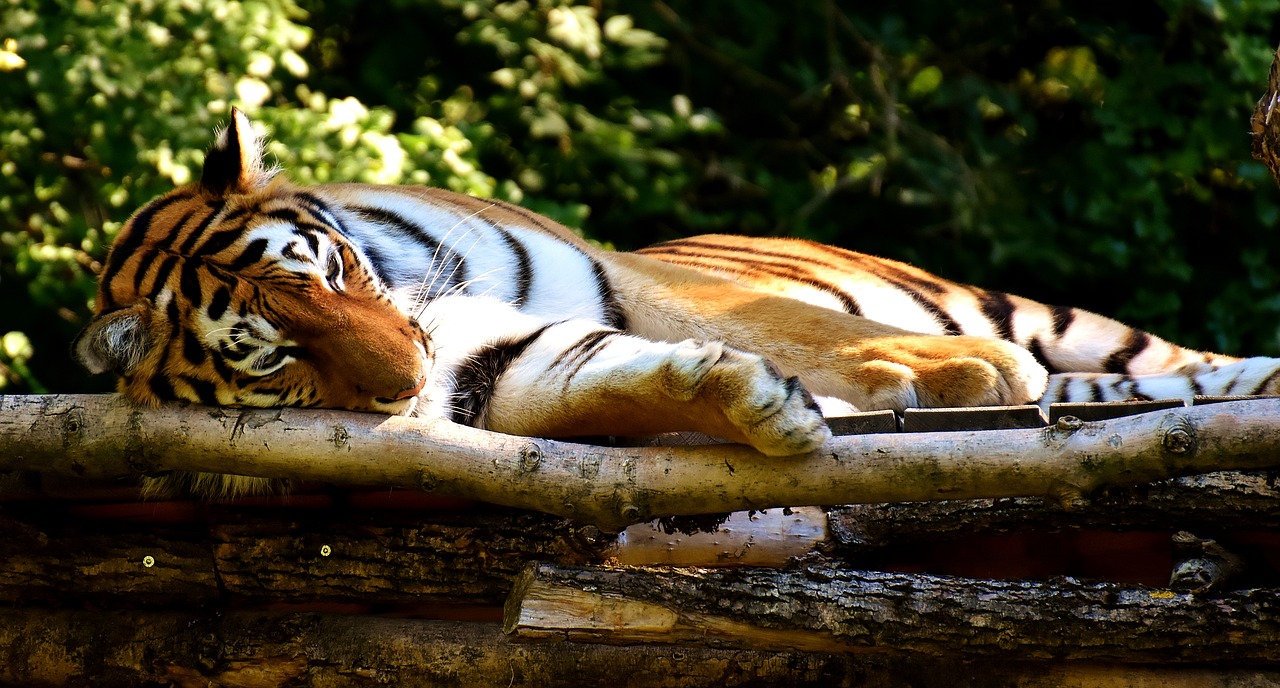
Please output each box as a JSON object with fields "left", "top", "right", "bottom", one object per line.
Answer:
{"left": 76, "top": 108, "right": 1280, "bottom": 498}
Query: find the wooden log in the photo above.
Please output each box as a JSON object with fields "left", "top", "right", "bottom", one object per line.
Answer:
{"left": 827, "top": 469, "right": 1280, "bottom": 555}
{"left": 0, "top": 505, "right": 605, "bottom": 607}
{"left": 505, "top": 562, "right": 1280, "bottom": 663}
{"left": 0, "top": 611, "right": 862, "bottom": 687}
{"left": 5, "top": 394, "right": 1280, "bottom": 530}
{"left": 2, "top": 609, "right": 1277, "bottom": 687}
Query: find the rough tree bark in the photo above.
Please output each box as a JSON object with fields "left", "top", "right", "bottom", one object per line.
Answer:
{"left": 0, "top": 505, "right": 604, "bottom": 607}
{"left": 827, "top": 470, "right": 1280, "bottom": 555}
{"left": 505, "top": 562, "right": 1280, "bottom": 663}
{"left": 6, "top": 610, "right": 1276, "bottom": 688}
{"left": 5, "top": 394, "right": 1280, "bottom": 530}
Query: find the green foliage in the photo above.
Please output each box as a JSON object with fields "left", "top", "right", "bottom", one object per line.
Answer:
{"left": 2, "top": 0, "right": 1279, "bottom": 393}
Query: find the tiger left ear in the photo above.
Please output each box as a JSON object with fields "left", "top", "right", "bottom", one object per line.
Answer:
{"left": 200, "top": 107, "right": 272, "bottom": 195}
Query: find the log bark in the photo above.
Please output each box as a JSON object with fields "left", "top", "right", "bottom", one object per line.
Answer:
{"left": 0, "top": 505, "right": 604, "bottom": 607}
{"left": 505, "top": 562, "right": 1280, "bottom": 663}
{"left": 0, "top": 611, "right": 862, "bottom": 687}
{"left": 5, "top": 394, "right": 1280, "bottom": 530}
{"left": 827, "top": 469, "right": 1280, "bottom": 555}
{"left": 3, "top": 610, "right": 1277, "bottom": 688}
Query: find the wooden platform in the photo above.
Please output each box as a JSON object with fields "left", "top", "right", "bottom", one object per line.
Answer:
{"left": 2, "top": 396, "right": 1279, "bottom": 686}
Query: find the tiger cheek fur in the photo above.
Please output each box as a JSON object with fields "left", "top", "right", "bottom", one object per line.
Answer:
{"left": 279, "top": 288, "right": 431, "bottom": 412}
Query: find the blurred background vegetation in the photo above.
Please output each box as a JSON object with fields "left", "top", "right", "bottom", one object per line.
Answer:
{"left": 3, "top": 0, "right": 1280, "bottom": 394}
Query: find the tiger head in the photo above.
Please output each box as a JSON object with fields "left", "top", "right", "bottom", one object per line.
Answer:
{"left": 75, "top": 109, "right": 431, "bottom": 415}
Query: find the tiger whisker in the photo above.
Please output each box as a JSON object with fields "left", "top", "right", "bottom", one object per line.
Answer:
{"left": 419, "top": 226, "right": 488, "bottom": 304}
{"left": 408, "top": 204, "right": 495, "bottom": 312}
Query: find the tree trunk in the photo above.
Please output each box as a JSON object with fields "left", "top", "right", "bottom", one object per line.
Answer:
{"left": 505, "top": 562, "right": 1280, "bottom": 663}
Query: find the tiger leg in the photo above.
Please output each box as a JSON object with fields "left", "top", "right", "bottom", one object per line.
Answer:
{"left": 422, "top": 297, "right": 829, "bottom": 455}
{"left": 481, "top": 329, "right": 830, "bottom": 456}
{"left": 605, "top": 255, "right": 1047, "bottom": 412}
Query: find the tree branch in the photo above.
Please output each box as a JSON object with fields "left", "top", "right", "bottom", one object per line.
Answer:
{"left": 4, "top": 394, "right": 1280, "bottom": 530}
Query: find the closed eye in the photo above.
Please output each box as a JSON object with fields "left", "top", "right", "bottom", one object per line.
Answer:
{"left": 253, "top": 346, "right": 305, "bottom": 374}
{"left": 326, "top": 250, "right": 345, "bottom": 291}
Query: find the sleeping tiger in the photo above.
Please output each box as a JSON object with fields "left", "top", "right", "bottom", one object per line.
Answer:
{"left": 75, "top": 109, "right": 1280, "bottom": 486}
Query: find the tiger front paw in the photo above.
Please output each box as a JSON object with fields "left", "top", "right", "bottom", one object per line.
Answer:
{"left": 848, "top": 335, "right": 1049, "bottom": 411}
{"left": 662, "top": 340, "right": 831, "bottom": 456}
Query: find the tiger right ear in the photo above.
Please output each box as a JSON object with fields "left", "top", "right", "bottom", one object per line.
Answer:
{"left": 73, "top": 302, "right": 154, "bottom": 375}
{"left": 200, "top": 107, "right": 273, "bottom": 196}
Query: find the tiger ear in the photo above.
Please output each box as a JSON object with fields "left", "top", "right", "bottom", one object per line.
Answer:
{"left": 200, "top": 107, "right": 273, "bottom": 195}
{"left": 73, "top": 302, "right": 154, "bottom": 375}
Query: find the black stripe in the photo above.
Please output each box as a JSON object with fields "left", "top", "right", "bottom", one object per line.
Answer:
{"left": 360, "top": 242, "right": 394, "bottom": 287}
{"left": 179, "top": 262, "right": 204, "bottom": 309}
{"left": 266, "top": 207, "right": 300, "bottom": 223}
{"left": 588, "top": 259, "right": 626, "bottom": 330}
{"left": 1026, "top": 337, "right": 1060, "bottom": 374}
{"left": 208, "top": 346, "right": 236, "bottom": 382}
{"left": 483, "top": 197, "right": 559, "bottom": 234}
{"left": 177, "top": 200, "right": 227, "bottom": 255}
{"left": 974, "top": 289, "right": 1016, "bottom": 342}
{"left": 1087, "top": 379, "right": 1102, "bottom": 402}
{"left": 493, "top": 226, "right": 534, "bottom": 309}
{"left": 144, "top": 299, "right": 183, "bottom": 401}
{"left": 352, "top": 205, "right": 447, "bottom": 288}
{"left": 560, "top": 331, "right": 618, "bottom": 389}
{"left": 180, "top": 375, "right": 219, "bottom": 406}
{"left": 195, "top": 227, "right": 246, "bottom": 258}
{"left": 1251, "top": 366, "right": 1280, "bottom": 395}
{"left": 219, "top": 342, "right": 253, "bottom": 363}
{"left": 296, "top": 192, "right": 347, "bottom": 234}
{"left": 101, "top": 192, "right": 193, "bottom": 305}
{"left": 298, "top": 227, "right": 321, "bottom": 257}
{"left": 144, "top": 255, "right": 180, "bottom": 301}
{"left": 229, "top": 238, "right": 269, "bottom": 271}
{"left": 149, "top": 374, "right": 177, "bottom": 401}
{"left": 1103, "top": 330, "right": 1151, "bottom": 374}
{"left": 647, "top": 250, "right": 863, "bottom": 317}
{"left": 449, "top": 324, "right": 554, "bottom": 426}
{"left": 182, "top": 330, "right": 206, "bottom": 366}
{"left": 1050, "top": 305, "right": 1076, "bottom": 337}
{"left": 353, "top": 206, "right": 442, "bottom": 252}
{"left": 207, "top": 284, "right": 232, "bottom": 322}
{"left": 880, "top": 277, "right": 962, "bottom": 335}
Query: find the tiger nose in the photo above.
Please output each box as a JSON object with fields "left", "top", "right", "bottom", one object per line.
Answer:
{"left": 391, "top": 376, "right": 426, "bottom": 401}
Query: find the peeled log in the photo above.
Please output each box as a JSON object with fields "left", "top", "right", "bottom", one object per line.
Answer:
{"left": 5, "top": 394, "right": 1280, "bottom": 530}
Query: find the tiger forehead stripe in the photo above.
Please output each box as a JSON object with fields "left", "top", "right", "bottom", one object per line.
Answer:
{"left": 100, "top": 191, "right": 195, "bottom": 307}
{"left": 176, "top": 200, "right": 228, "bottom": 254}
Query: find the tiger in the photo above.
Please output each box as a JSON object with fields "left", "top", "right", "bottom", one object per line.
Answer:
{"left": 75, "top": 108, "right": 1280, "bottom": 494}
